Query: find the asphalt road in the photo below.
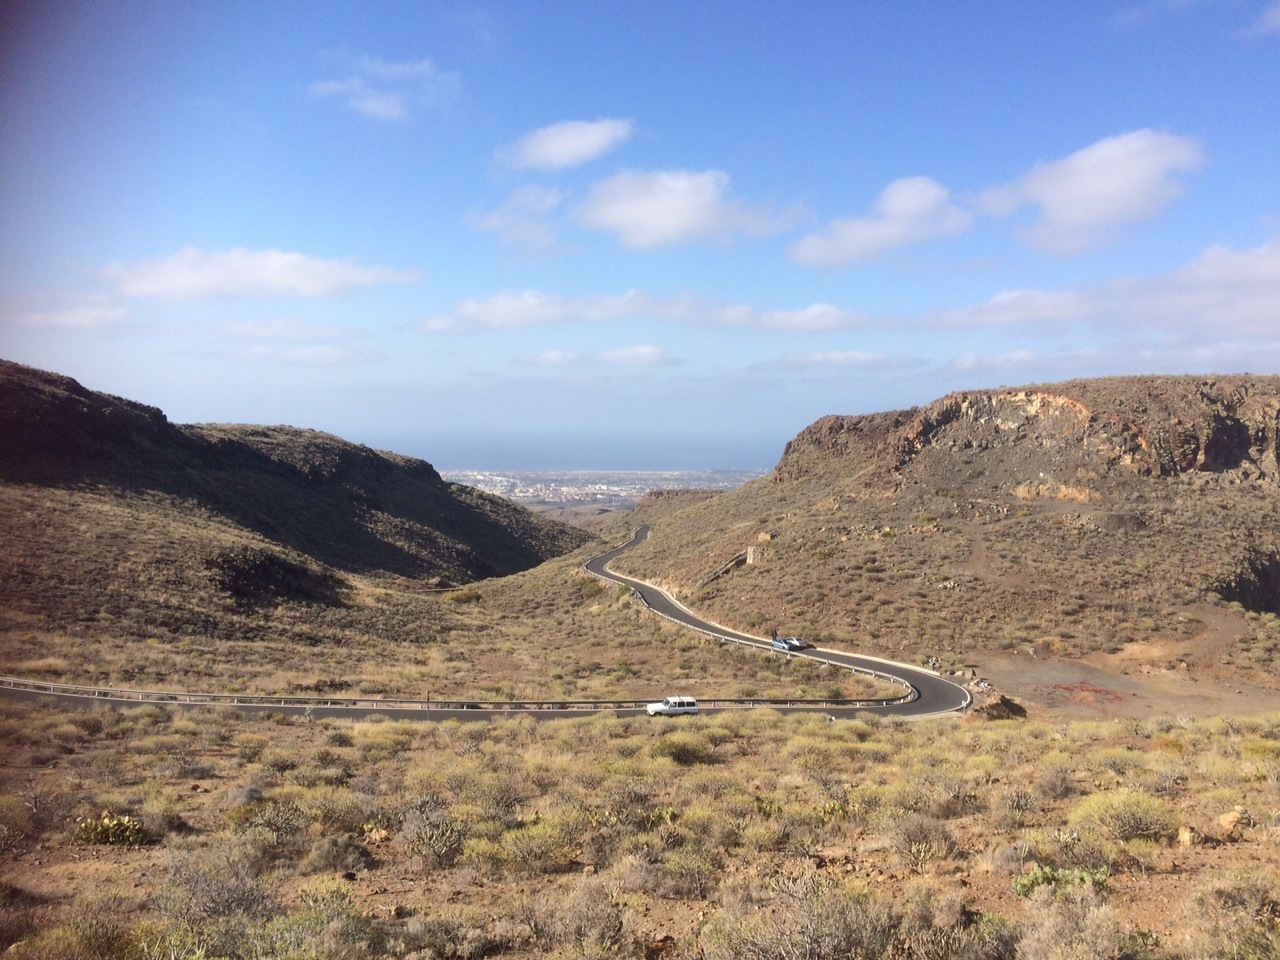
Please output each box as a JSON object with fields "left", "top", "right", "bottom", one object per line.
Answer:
{"left": 0, "top": 527, "right": 968, "bottom": 721}
{"left": 584, "top": 525, "right": 971, "bottom": 718}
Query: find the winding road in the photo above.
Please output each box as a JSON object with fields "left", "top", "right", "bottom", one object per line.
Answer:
{"left": 0, "top": 527, "right": 968, "bottom": 721}
{"left": 584, "top": 526, "right": 970, "bottom": 719}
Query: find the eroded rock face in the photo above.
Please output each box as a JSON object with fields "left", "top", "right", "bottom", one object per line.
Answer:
{"left": 775, "top": 376, "right": 1280, "bottom": 488}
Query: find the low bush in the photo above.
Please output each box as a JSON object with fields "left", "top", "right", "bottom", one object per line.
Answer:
{"left": 1013, "top": 863, "right": 1109, "bottom": 899}
{"left": 1068, "top": 788, "right": 1179, "bottom": 842}
{"left": 72, "top": 812, "right": 153, "bottom": 847}
{"left": 399, "top": 809, "right": 468, "bottom": 869}
{"left": 885, "top": 814, "right": 955, "bottom": 874}
{"left": 652, "top": 732, "right": 715, "bottom": 766}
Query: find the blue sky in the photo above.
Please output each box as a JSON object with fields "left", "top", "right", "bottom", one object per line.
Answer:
{"left": 2, "top": 2, "right": 1279, "bottom": 469}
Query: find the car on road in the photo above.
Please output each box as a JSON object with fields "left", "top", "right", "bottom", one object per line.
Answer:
{"left": 771, "top": 636, "right": 810, "bottom": 651}
{"left": 646, "top": 696, "right": 699, "bottom": 716}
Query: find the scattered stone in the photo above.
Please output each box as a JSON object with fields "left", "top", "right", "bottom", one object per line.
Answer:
{"left": 967, "top": 695, "right": 1028, "bottom": 721}
{"left": 644, "top": 935, "right": 676, "bottom": 960}
{"left": 1218, "top": 806, "right": 1251, "bottom": 839}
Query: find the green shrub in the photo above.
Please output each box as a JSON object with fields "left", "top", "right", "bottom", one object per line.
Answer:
{"left": 234, "top": 734, "right": 268, "bottom": 763}
{"left": 399, "top": 809, "right": 468, "bottom": 869}
{"left": 0, "top": 794, "right": 33, "bottom": 851}
{"left": 652, "top": 732, "right": 715, "bottom": 766}
{"left": 885, "top": 814, "right": 955, "bottom": 874}
{"left": 73, "top": 811, "right": 153, "bottom": 847}
{"left": 1068, "top": 788, "right": 1179, "bottom": 841}
{"left": 1013, "top": 863, "right": 1109, "bottom": 899}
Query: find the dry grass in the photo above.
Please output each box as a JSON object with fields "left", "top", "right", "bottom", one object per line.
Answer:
{"left": 2, "top": 702, "right": 1278, "bottom": 957}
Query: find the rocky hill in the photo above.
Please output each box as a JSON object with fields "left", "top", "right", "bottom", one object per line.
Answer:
{"left": 0, "top": 360, "right": 589, "bottom": 677}
{"left": 614, "top": 375, "right": 1280, "bottom": 689}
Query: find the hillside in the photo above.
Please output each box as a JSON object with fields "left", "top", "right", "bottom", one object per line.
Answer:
{"left": 0, "top": 359, "right": 588, "bottom": 584}
{"left": 0, "top": 359, "right": 617, "bottom": 693}
{"left": 610, "top": 375, "right": 1280, "bottom": 698}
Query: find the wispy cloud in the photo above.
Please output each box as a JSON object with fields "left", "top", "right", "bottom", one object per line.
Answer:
{"left": 929, "top": 238, "right": 1280, "bottom": 334}
{"left": 1247, "top": 1, "right": 1280, "bottom": 35}
{"left": 310, "top": 54, "right": 461, "bottom": 121}
{"left": 577, "top": 169, "right": 793, "bottom": 249}
{"left": 501, "top": 118, "right": 634, "bottom": 170}
{"left": 771, "top": 349, "right": 896, "bottom": 370}
{"left": 423, "top": 290, "right": 864, "bottom": 333}
{"left": 4, "top": 303, "right": 129, "bottom": 329}
{"left": 218, "top": 318, "right": 356, "bottom": 341}
{"left": 931, "top": 289, "right": 1095, "bottom": 327}
{"left": 976, "top": 129, "right": 1204, "bottom": 254}
{"left": 469, "top": 186, "right": 566, "bottom": 253}
{"left": 526, "top": 344, "right": 678, "bottom": 368}
{"left": 105, "top": 247, "right": 418, "bottom": 300}
{"left": 216, "top": 317, "right": 377, "bottom": 365}
{"left": 791, "top": 177, "right": 971, "bottom": 266}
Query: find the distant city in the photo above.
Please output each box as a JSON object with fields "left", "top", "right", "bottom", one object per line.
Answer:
{"left": 443, "top": 469, "right": 767, "bottom": 511}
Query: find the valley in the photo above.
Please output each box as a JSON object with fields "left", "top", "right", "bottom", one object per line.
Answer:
{"left": 1, "top": 362, "right": 1278, "bottom": 958}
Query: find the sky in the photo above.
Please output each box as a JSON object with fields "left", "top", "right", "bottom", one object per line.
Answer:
{"left": 2, "top": 1, "right": 1279, "bottom": 470}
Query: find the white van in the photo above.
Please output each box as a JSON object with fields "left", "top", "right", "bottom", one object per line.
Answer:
{"left": 646, "top": 696, "right": 699, "bottom": 716}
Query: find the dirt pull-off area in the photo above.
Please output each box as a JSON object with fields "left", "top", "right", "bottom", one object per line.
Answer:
{"left": 972, "top": 650, "right": 1279, "bottom": 720}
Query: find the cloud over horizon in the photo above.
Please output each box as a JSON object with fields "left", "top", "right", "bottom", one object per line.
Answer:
{"left": 105, "top": 248, "right": 419, "bottom": 300}
{"left": 526, "top": 344, "right": 678, "bottom": 368}
{"left": 423, "top": 289, "right": 864, "bottom": 333}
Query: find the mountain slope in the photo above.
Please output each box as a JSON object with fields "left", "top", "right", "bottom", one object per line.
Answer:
{"left": 611, "top": 375, "right": 1280, "bottom": 689}
{"left": 0, "top": 359, "right": 588, "bottom": 586}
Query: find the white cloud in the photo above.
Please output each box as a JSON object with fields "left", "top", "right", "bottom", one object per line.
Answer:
{"left": 5, "top": 304, "right": 128, "bottom": 328}
{"left": 105, "top": 247, "right": 418, "bottom": 300}
{"left": 1117, "top": 238, "right": 1280, "bottom": 331}
{"left": 976, "top": 129, "right": 1204, "bottom": 254}
{"left": 946, "top": 348, "right": 1040, "bottom": 373}
{"left": 423, "top": 290, "right": 864, "bottom": 333}
{"left": 750, "top": 304, "right": 866, "bottom": 331}
{"left": 577, "top": 169, "right": 789, "bottom": 249}
{"left": 595, "top": 345, "right": 676, "bottom": 366}
{"left": 775, "top": 350, "right": 891, "bottom": 370}
{"left": 526, "top": 344, "right": 677, "bottom": 368}
{"left": 923, "top": 238, "right": 1280, "bottom": 337}
{"left": 932, "top": 289, "right": 1094, "bottom": 327}
{"left": 791, "top": 176, "right": 971, "bottom": 266}
{"left": 310, "top": 55, "right": 461, "bottom": 121}
{"left": 469, "top": 186, "right": 566, "bottom": 252}
{"left": 502, "top": 118, "right": 634, "bottom": 170}
{"left": 424, "top": 290, "right": 648, "bottom": 332}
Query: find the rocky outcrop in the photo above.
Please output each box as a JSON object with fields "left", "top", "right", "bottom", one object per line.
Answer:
{"left": 774, "top": 375, "right": 1280, "bottom": 487}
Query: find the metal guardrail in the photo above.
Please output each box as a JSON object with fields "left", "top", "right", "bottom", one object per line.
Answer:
{"left": 0, "top": 531, "right": 953, "bottom": 717}
{"left": 581, "top": 535, "right": 919, "bottom": 708}
{"left": 0, "top": 675, "right": 910, "bottom": 711}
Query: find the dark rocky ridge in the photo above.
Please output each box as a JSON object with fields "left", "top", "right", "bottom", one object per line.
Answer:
{"left": 0, "top": 359, "right": 589, "bottom": 586}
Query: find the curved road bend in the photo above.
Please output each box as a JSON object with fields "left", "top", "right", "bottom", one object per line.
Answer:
{"left": 0, "top": 529, "right": 968, "bottom": 722}
{"left": 585, "top": 525, "right": 970, "bottom": 719}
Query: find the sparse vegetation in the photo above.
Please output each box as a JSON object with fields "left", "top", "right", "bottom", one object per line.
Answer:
{"left": 5, "top": 366, "right": 1280, "bottom": 955}
{"left": 2, "top": 701, "right": 1279, "bottom": 956}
